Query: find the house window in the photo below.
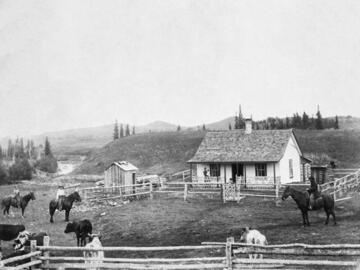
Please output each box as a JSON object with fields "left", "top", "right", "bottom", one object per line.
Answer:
{"left": 289, "top": 159, "right": 293, "bottom": 178}
{"left": 255, "top": 164, "right": 267, "bottom": 177}
{"left": 209, "top": 164, "right": 220, "bottom": 177}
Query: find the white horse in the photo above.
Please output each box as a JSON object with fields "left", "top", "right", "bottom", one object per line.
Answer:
{"left": 239, "top": 227, "right": 268, "bottom": 259}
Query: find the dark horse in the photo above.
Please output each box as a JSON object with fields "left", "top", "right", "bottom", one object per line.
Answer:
{"left": 282, "top": 186, "right": 336, "bottom": 226}
{"left": 1, "top": 192, "right": 36, "bottom": 218}
{"left": 49, "top": 191, "right": 81, "bottom": 223}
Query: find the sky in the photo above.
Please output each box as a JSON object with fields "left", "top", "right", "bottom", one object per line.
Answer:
{"left": 0, "top": 0, "right": 360, "bottom": 137}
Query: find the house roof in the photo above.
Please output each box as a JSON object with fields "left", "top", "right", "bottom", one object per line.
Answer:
{"left": 188, "top": 129, "right": 299, "bottom": 163}
{"left": 106, "top": 161, "right": 138, "bottom": 171}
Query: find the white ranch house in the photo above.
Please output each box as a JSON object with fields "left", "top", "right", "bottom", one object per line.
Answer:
{"left": 188, "top": 120, "right": 310, "bottom": 187}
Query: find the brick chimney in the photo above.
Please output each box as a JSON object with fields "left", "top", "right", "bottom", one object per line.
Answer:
{"left": 245, "top": 118, "right": 252, "bottom": 134}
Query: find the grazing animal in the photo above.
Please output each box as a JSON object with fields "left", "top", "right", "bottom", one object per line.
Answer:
{"left": 239, "top": 227, "right": 268, "bottom": 259}
{"left": 64, "top": 219, "right": 92, "bottom": 246}
{"left": 0, "top": 224, "right": 26, "bottom": 241}
{"left": 1, "top": 192, "right": 36, "bottom": 218}
{"left": 282, "top": 186, "right": 336, "bottom": 226}
{"left": 83, "top": 234, "right": 104, "bottom": 270}
{"left": 13, "top": 231, "right": 48, "bottom": 251}
{"left": 49, "top": 191, "right": 81, "bottom": 223}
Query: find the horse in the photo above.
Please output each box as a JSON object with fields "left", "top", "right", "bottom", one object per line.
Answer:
{"left": 1, "top": 192, "right": 36, "bottom": 218}
{"left": 49, "top": 191, "right": 81, "bottom": 223}
{"left": 282, "top": 186, "right": 336, "bottom": 226}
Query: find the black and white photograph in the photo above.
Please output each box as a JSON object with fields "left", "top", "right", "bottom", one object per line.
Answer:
{"left": 1, "top": 1, "right": 360, "bottom": 269}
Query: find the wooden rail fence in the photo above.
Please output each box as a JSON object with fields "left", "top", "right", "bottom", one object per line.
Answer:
{"left": 2, "top": 236, "right": 360, "bottom": 269}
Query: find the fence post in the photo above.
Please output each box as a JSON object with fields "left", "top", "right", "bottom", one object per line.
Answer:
{"left": 275, "top": 177, "right": 280, "bottom": 206}
{"left": 226, "top": 237, "right": 234, "bottom": 270}
{"left": 183, "top": 171, "right": 185, "bottom": 182}
{"left": 43, "top": 235, "right": 50, "bottom": 270}
{"left": 149, "top": 183, "right": 153, "bottom": 200}
{"left": 0, "top": 240, "right": 2, "bottom": 264}
{"left": 30, "top": 240, "right": 37, "bottom": 270}
{"left": 184, "top": 183, "right": 188, "bottom": 201}
{"left": 223, "top": 184, "right": 226, "bottom": 203}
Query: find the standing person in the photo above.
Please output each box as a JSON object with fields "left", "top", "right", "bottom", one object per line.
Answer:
{"left": 56, "top": 185, "right": 65, "bottom": 211}
{"left": 308, "top": 176, "right": 320, "bottom": 210}
{"left": 203, "top": 167, "right": 209, "bottom": 179}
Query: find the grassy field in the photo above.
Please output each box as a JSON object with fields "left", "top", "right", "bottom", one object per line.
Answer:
{"left": 1, "top": 180, "right": 360, "bottom": 265}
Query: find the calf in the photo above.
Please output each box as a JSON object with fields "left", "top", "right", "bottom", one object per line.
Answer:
{"left": 83, "top": 234, "right": 104, "bottom": 270}
{"left": 64, "top": 219, "right": 92, "bottom": 246}
{"left": 13, "top": 231, "right": 48, "bottom": 251}
{"left": 239, "top": 227, "right": 268, "bottom": 259}
{"left": 0, "top": 224, "right": 26, "bottom": 241}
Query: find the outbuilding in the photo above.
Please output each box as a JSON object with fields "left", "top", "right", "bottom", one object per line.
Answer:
{"left": 104, "top": 161, "right": 138, "bottom": 188}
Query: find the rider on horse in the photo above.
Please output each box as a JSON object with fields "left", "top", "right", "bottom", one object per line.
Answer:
{"left": 308, "top": 176, "right": 321, "bottom": 210}
{"left": 13, "top": 185, "right": 21, "bottom": 208}
{"left": 56, "top": 185, "right": 65, "bottom": 211}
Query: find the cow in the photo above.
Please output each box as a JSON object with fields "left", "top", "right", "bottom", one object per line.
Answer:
{"left": 0, "top": 224, "right": 26, "bottom": 241}
{"left": 239, "top": 227, "right": 268, "bottom": 259}
{"left": 64, "top": 219, "right": 92, "bottom": 246}
{"left": 13, "top": 231, "right": 48, "bottom": 251}
{"left": 83, "top": 234, "right": 104, "bottom": 270}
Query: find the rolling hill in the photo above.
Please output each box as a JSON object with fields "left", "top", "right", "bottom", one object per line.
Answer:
{"left": 74, "top": 131, "right": 206, "bottom": 175}
{"left": 76, "top": 129, "right": 360, "bottom": 175}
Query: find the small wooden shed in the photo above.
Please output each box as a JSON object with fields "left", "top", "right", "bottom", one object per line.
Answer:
{"left": 104, "top": 161, "right": 138, "bottom": 188}
{"left": 311, "top": 165, "right": 334, "bottom": 184}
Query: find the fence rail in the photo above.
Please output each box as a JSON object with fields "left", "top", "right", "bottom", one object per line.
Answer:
{"left": 3, "top": 237, "right": 360, "bottom": 269}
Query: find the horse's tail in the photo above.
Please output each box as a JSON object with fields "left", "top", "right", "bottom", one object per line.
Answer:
{"left": 0, "top": 198, "right": 4, "bottom": 209}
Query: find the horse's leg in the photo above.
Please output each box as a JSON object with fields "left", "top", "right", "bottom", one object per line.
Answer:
{"left": 21, "top": 207, "right": 25, "bottom": 219}
{"left": 331, "top": 210, "right": 337, "bottom": 225}
{"left": 65, "top": 209, "right": 70, "bottom": 222}
{"left": 49, "top": 206, "right": 56, "bottom": 223}
{"left": 301, "top": 210, "right": 306, "bottom": 226}
{"left": 324, "top": 209, "right": 330, "bottom": 225}
{"left": 305, "top": 211, "right": 310, "bottom": 226}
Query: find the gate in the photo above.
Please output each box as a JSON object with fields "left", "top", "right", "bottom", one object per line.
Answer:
{"left": 223, "top": 183, "right": 242, "bottom": 202}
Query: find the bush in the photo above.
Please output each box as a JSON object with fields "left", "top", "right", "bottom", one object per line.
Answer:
{"left": 37, "top": 156, "right": 58, "bottom": 173}
{"left": 9, "top": 158, "right": 32, "bottom": 180}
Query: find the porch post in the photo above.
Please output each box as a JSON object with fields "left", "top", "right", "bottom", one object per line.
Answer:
{"left": 273, "top": 163, "right": 276, "bottom": 186}
{"left": 244, "top": 164, "right": 247, "bottom": 188}
{"left": 224, "top": 164, "right": 226, "bottom": 184}
{"left": 190, "top": 163, "right": 192, "bottom": 182}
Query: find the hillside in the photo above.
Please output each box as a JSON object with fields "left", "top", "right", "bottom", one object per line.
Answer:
{"left": 74, "top": 131, "right": 206, "bottom": 175}
{"left": 76, "top": 129, "right": 360, "bottom": 175}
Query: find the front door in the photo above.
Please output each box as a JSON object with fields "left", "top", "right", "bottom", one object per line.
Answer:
{"left": 231, "top": 163, "right": 243, "bottom": 183}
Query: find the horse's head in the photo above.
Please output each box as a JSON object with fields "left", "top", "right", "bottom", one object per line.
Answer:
{"left": 29, "top": 192, "right": 36, "bottom": 200}
{"left": 72, "top": 191, "right": 81, "bottom": 202}
{"left": 13, "top": 230, "right": 31, "bottom": 251}
{"left": 281, "top": 186, "right": 291, "bottom": 201}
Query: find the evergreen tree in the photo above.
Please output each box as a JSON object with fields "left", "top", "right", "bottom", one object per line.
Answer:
{"left": 44, "top": 137, "right": 52, "bottom": 156}
{"left": 315, "top": 105, "right": 324, "bottom": 129}
{"left": 7, "top": 139, "right": 13, "bottom": 159}
{"left": 177, "top": 125, "right": 181, "bottom": 131}
{"left": 132, "top": 126, "right": 136, "bottom": 135}
{"left": 285, "top": 117, "right": 290, "bottom": 129}
{"left": 125, "top": 124, "right": 130, "bottom": 136}
{"left": 234, "top": 105, "right": 245, "bottom": 129}
{"left": 334, "top": 115, "right": 339, "bottom": 129}
{"left": 120, "top": 124, "right": 124, "bottom": 138}
{"left": 202, "top": 124, "right": 206, "bottom": 131}
{"left": 228, "top": 123, "right": 232, "bottom": 130}
{"left": 30, "top": 140, "right": 36, "bottom": 159}
{"left": 113, "top": 120, "right": 119, "bottom": 140}
{"left": 0, "top": 146, "right": 3, "bottom": 160}
{"left": 302, "top": 112, "right": 310, "bottom": 129}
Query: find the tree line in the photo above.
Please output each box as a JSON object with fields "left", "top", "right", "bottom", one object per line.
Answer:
{"left": 0, "top": 137, "right": 58, "bottom": 184}
{"left": 113, "top": 120, "right": 136, "bottom": 141}
{"left": 231, "top": 105, "right": 340, "bottom": 130}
